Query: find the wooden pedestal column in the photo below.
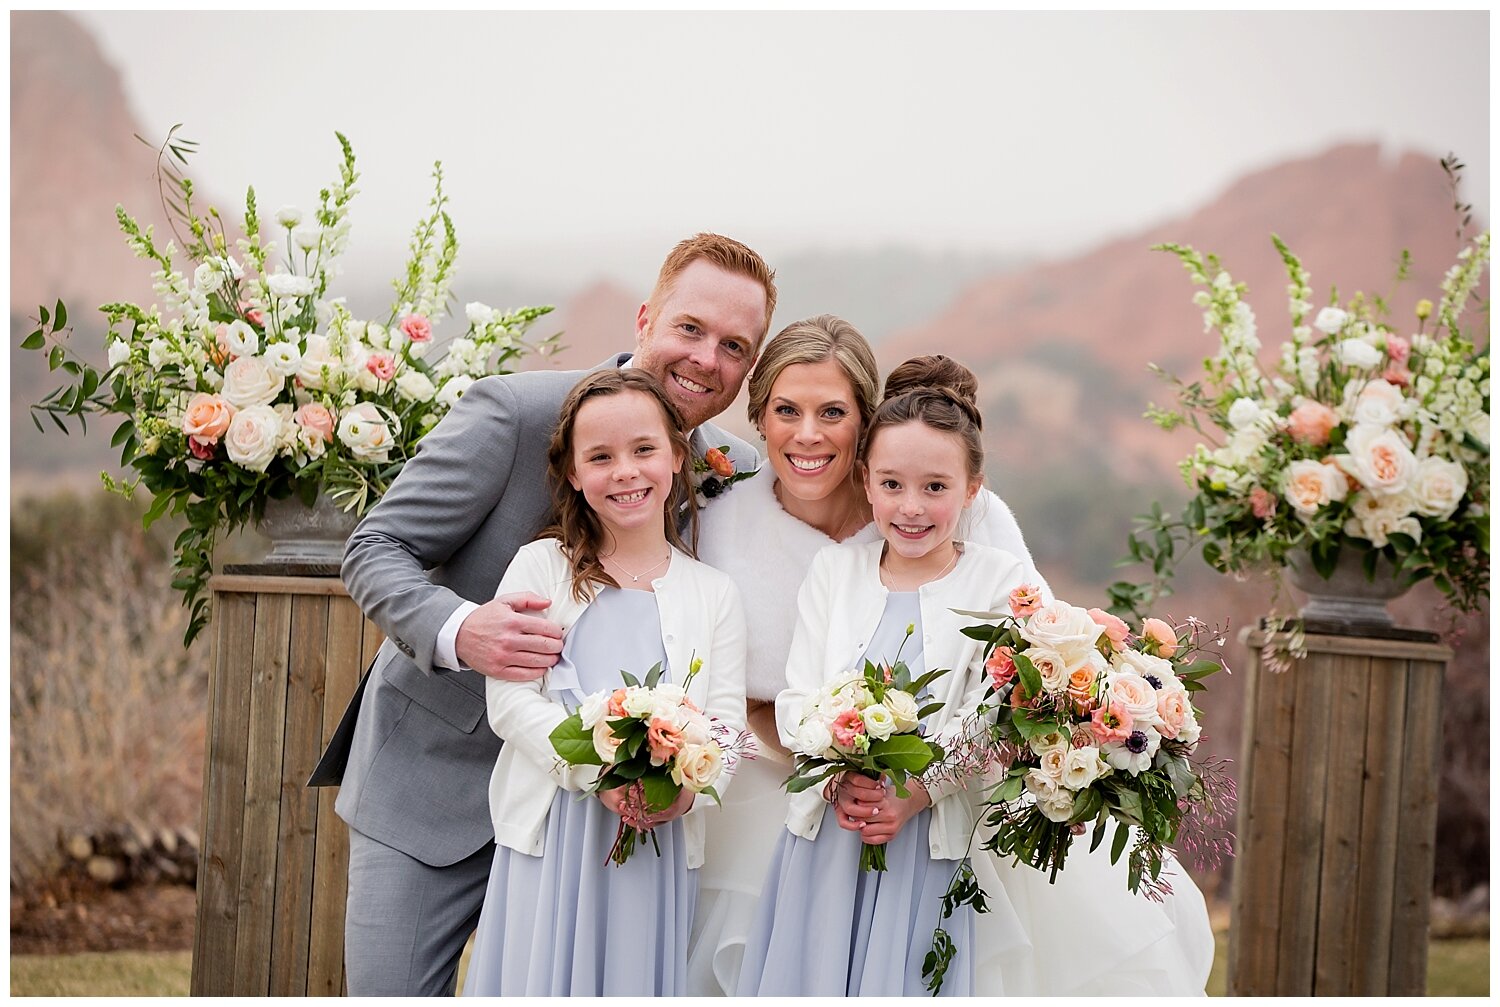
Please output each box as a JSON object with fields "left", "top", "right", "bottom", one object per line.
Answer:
{"left": 1228, "top": 622, "right": 1451, "bottom": 996}
{"left": 191, "top": 571, "right": 380, "bottom": 996}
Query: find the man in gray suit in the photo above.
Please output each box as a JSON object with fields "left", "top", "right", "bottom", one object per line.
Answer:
{"left": 312, "top": 233, "right": 776, "bottom": 994}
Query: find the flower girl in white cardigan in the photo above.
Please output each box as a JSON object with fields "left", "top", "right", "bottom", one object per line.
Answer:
{"left": 465, "top": 370, "right": 746, "bottom": 996}
{"left": 737, "top": 359, "right": 1031, "bottom": 996}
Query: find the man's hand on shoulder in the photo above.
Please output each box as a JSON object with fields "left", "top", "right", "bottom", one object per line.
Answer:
{"left": 456, "top": 593, "right": 564, "bottom": 681}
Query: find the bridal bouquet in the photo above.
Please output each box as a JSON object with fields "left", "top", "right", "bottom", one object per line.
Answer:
{"left": 972, "top": 589, "right": 1229, "bottom": 892}
{"left": 547, "top": 658, "right": 739, "bottom": 865}
{"left": 783, "top": 628, "right": 948, "bottom": 872}
{"left": 21, "top": 131, "right": 555, "bottom": 643}
{"left": 1110, "top": 208, "right": 1489, "bottom": 621}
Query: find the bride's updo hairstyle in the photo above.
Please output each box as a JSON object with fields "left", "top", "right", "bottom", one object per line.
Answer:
{"left": 744, "top": 314, "right": 881, "bottom": 430}
{"left": 862, "top": 354, "right": 985, "bottom": 481}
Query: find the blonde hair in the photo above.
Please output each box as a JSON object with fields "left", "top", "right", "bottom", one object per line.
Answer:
{"left": 745, "top": 314, "right": 880, "bottom": 429}
{"left": 542, "top": 370, "right": 698, "bottom": 603}
{"left": 647, "top": 232, "right": 778, "bottom": 342}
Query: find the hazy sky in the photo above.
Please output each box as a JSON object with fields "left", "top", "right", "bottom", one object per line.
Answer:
{"left": 76, "top": 11, "right": 1488, "bottom": 290}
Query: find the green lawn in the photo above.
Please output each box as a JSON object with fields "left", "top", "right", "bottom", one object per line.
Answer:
{"left": 10, "top": 937, "right": 1489, "bottom": 996}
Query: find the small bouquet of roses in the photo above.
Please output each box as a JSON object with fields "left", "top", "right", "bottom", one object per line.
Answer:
{"left": 973, "top": 587, "right": 1230, "bottom": 894}
{"left": 783, "top": 627, "right": 948, "bottom": 872}
{"left": 548, "top": 658, "right": 739, "bottom": 865}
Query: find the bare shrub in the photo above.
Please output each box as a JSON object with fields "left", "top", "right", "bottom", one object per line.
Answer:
{"left": 10, "top": 493, "right": 206, "bottom": 893}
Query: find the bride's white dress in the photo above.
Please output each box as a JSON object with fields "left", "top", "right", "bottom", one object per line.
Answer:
{"left": 690, "top": 468, "right": 1214, "bottom": 995}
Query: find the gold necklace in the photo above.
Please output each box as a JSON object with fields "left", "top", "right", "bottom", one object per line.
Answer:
{"left": 880, "top": 544, "right": 961, "bottom": 591}
{"left": 603, "top": 550, "right": 671, "bottom": 583}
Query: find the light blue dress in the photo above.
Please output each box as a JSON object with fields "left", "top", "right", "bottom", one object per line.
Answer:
{"left": 736, "top": 592, "right": 975, "bottom": 996}
{"left": 463, "top": 588, "right": 697, "bottom": 996}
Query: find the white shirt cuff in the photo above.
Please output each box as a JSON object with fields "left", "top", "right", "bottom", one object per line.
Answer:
{"left": 436, "top": 601, "right": 481, "bottom": 671}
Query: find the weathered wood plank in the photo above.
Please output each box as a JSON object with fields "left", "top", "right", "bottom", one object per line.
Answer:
{"left": 1389, "top": 659, "right": 1445, "bottom": 994}
{"left": 191, "top": 592, "right": 257, "bottom": 995}
{"left": 1273, "top": 650, "right": 1334, "bottom": 996}
{"left": 232, "top": 592, "right": 294, "bottom": 994}
{"left": 307, "top": 594, "right": 368, "bottom": 995}
{"left": 269, "top": 593, "right": 331, "bottom": 994}
{"left": 210, "top": 574, "right": 352, "bottom": 597}
{"left": 1242, "top": 629, "right": 1451, "bottom": 663}
{"left": 1228, "top": 646, "right": 1296, "bottom": 995}
{"left": 1351, "top": 656, "right": 1409, "bottom": 994}
{"left": 1312, "top": 653, "right": 1370, "bottom": 995}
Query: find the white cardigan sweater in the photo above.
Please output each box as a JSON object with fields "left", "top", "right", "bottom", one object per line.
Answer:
{"left": 484, "top": 539, "right": 748, "bottom": 866}
{"left": 774, "top": 538, "right": 1029, "bottom": 861}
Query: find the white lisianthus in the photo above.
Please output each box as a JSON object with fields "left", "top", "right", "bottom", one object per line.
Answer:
{"left": 336, "top": 402, "right": 394, "bottom": 463}
{"left": 1410, "top": 456, "right": 1469, "bottom": 518}
{"left": 275, "top": 206, "right": 303, "bottom": 228}
{"left": 1336, "top": 425, "right": 1418, "bottom": 497}
{"left": 395, "top": 369, "right": 438, "bottom": 403}
{"left": 884, "top": 690, "right": 920, "bottom": 733}
{"left": 1227, "top": 397, "right": 1263, "bottom": 430}
{"left": 263, "top": 341, "right": 303, "bottom": 376}
{"left": 860, "top": 704, "right": 896, "bottom": 741}
{"left": 224, "top": 405, "right": 282, "bottom": 472}
{"left": 465, "top": 301, "right": 496, "bottom": 327}
{"left": 296, "top": 425, "right": 328, "bottom": 462}
{"left": 1313, "top": 306, "right": 1349, "bottom": 334}
{"left": 219, "top": 319, "right": 257, "bottom": 358}
{"left": 292, "top": 227, "right": 321, "bottom": 253}
{"left": 436, "top": 374, "right": 476, "bottom": 408}
{"left": 1283, "top": 459, "right": 1351, "bottom": 516}
{"left": 193, "top": 261, "right": 225, "bottom": 293}
{"left": 221, "top": 355, "right": 285, "bottom": 409}
{"left": 266, "top": 272, "right": 314, "bottom": 298}
{"left": 671, "top": 742, "right": 723, "bottom": 792}
{"left": 1344, "top": 378, "right": 1408, "bottom": 428}
{"left": 107, "top": 339, "right": 131, "bottom": 369}
{"left": 1061, "top": 746, "right": 1104, "bottom": 791}
{"left": 793, "top": 717, "right": 834, "bottom": 758}
{"left": 1334, "top": 338, "right": 1382, "bottom": 370}
{"left": 578, "top": 691, "right": 609, "bottom": 730}
{"left": 407, "top": 335, "right": 431, "bottom": 360}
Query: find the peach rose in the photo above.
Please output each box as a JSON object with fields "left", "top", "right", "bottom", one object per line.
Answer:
{"left": 1337, "top": 425, "right": 1418, "bottom": 497}
{"left": 294, "top": 403, "right": 336, "bottom": 443}
{"left": 1106, "top": 672, "right": 1162, "bottom": 726}
{"left": 1070, "top": 722, "right": 1100, "bottom": 749}
{"left": 1009, "top": 584, "right": 1044, "bottom": 618}
{"left": 607, "top": 688, "right": 629, "bottom": 719}
{"left": 1067, "top": 662, "right": 1099, "bottom": 707}
{"left": 1087, "top": 608, "right": 1129, "bottom": 648}
{"left": 400, "top": 314, "right": 433, "bottom": 343}
{"left": 1141, "top": 617, "right": 1179, "bottom": 658}
{"left": 704, "top": 446, "right": 735, "bottom": 477}
{"left": 187, "top": 435, "right": 216, "bottom": 460}
{"left": 646, "top": 717, "right": 684, "bottom": 766}
{"left": 1284, "top": 458, "right": 1351, "bottom": 516}
{"left": 1157, "top": 689, "right": 1193, "bottom": 740}
{"left": 182, "top": 392, "right": 235, "bottom": 443}
{"left": 1287, "top": 401, "right": 1339, "bottom": 446}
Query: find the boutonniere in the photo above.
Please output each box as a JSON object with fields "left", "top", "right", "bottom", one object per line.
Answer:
{"left": 691, "top": 445, "right": 754, "bottom": 504}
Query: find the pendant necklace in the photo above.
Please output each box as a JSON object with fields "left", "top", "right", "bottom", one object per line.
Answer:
{"left": 605, "top": 550, "right": 671, "bottom": 583}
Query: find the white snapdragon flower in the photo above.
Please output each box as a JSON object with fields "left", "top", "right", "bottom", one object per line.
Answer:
{"left": 107, "top": 339, "right": 131, "bottom": 369}
{"left": 147, "top": 338, "right": 175, "bottom": 370}
{"left": 465, "top": 302, "right": 497, "bottom": 327}
{"left": 1227, "top": 397, "right": 1263, "bottom": 431}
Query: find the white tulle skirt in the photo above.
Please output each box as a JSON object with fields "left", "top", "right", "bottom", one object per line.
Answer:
{"left": 689, "top": 746, "right": 1214, "bottom": 997}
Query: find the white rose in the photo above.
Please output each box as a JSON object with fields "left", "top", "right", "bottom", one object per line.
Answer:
{"left": 1336, "top": 425, "right": 1418, "bottom": 497}
{"left": 884, "top": 690, "right": 920, "bottom": 733}
{"left": 1344, "top": 378, "right": 1408, "bottom": 428}
{"left": 671, "top": 742, "right": 723, "bottom": 792}
{"left": 1227, "top": 397, "right": 1263, "bottom": 430}
{"left": 1038, "top": 747, "right": 1068, "bottom": 782}
{"left": 221, "top": 320, "right": 259, "bottom": 358}
{"left": 266, "top": 272, "right": 314, "bottom": 298}
{"left": 296, "top": 335, "right": 339, "bottom": 390}
{"left": 1345, "top": 492, "right": 1423, "bottom": 548}
{"left": 1334, "top": 338, "right": 1382, "bottom": 370}
{"left": 861, "top": 704, "right": 896, "bottom": 741}
{"left": 1028, "top": 730, "right": 1069, "bottom": 757}
{"left": 395, "top": 369, "right": 438, "bottom": 403}
{"left": 1410, "top": 456, "right": 1469, "bottom": 519}
{"left": 296, "top": 425, "right": 328, "bottom": 461}
{"left": 223, "top": 405, "right": 282, "bottom": 472}
{"left": 578, "top": 691, "right": 609, "bottom": 729}
{"left": 793, "top": 717, "right": 834, "bottom": 758}
{"left": 221, "top": 355, "right": 285, "bottom": 409}
{"left": 336, "top": 402, "right": 395, "bottom": 463}
{"left": 107, "top": 339, "right": 131, "bottom": 369}
{"left": 275, "top": 206, "right": 303, "bottom": 228}
{"left": 1283, "top": 459, "right": 1351, "bottom": 516}
{"left": 1019, "top": 601, "right": 1106, "bottom": 666}
{"left": 679, "top": 707, "right": 711, "bottom": 747}
{"left": 1103, "top": 672, "right": 1161, "bottom": 726}
{"left": 1025, "top": 647, "right": 1071, "bottom": 694}
{"left": 465, "top": 301, "right": 496, "bottom": 327}
{"left": 1314, "top": 306, "right": 1349, "bottom": 334}
{"left": 436, "top": 374, "right": 476, "bottom": 408}
{"left": 1025, "top": 771, "right": 1075, "bottom": 823}
{"left": 193, "top": 261, "right": 225, "bottom": 293}
{"left": 263, "top": 341, "right": 302, "bottom": 376}
{"left": 592, "top": 717, "right": 622, "bottom": 763}
{"left": 621, "top": 687, "right": 655, "bottom": 720}
{"left": 1061, "top": 746, "right": 1103, "bottom": 791}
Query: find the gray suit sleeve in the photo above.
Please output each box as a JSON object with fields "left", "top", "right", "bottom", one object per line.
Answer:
{"left": 341, "top": 376, "right": 524, "bottom": 674}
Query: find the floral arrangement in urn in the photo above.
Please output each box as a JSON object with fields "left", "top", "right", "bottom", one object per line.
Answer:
{"left": 22, "top": 132, "right": 556, "bottom": 643}
{"left": 1109, "top": 203, "right": 1489, "bottom": 626}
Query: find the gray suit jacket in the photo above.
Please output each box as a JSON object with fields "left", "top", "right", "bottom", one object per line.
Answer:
{"left": 311, "top": 353, "right": 759, "bottom": 866}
